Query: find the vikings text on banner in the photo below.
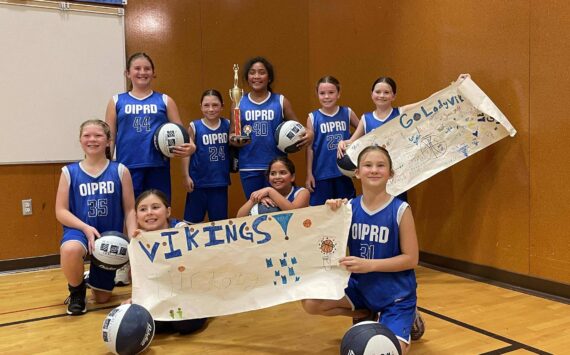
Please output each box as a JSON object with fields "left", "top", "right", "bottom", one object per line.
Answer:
{"left": 129, "top": 205, "right": 352, "bottom": 320}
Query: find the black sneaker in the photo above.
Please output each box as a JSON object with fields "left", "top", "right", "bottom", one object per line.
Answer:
{"left": 65, "top": 282, "right": 87, "bottom": 316}
{"left": 411, "top": 310, "right": 425, "bottom": 341}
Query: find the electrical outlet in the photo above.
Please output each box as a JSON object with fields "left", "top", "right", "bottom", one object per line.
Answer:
{"left": 22, "top": 199, "right": 32, "bottom": 216}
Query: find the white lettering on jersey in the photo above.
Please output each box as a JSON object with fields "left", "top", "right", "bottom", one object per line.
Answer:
{"left": 124, "top": 104, "right": 158, "bottom": 115}
{"left": 319, "top": 121, "right": 347, "bottom": 133}
{"left": 79, "top": 181, "right": 115, "bottom": 196}
{"left": 244, "top": 110, "right": 275, "bottom": 121}
{"left": 351, "top": 223, "right": 389, "bottom": 243}
{"left": 202, "top": 133, "right": 228, "bottom": 145}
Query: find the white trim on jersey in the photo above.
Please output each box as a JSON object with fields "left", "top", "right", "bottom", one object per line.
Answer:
{"left": 317, "top": 106, "right": 340, "bottom": 117}
{"left": 397, "top": 202, "right": 410, "bottom": 225}
{"left": 78, "top": 160, "right": 111, "bottom": 179}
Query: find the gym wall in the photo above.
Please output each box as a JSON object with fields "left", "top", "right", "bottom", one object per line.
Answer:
{"left": 1, "top": 0, "right": 569, "bottom": 287}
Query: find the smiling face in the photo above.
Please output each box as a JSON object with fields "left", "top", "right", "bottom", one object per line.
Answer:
{"left": 268, "top": 161, "right": 295, "bottom": 194}
{"left": 371, "top": 82, "right": 396, "bottom": 110}
{"left": 126, "top": 57, "right": 154, "bottom": 89}
{"left": 247, "top": 62, "right": 270, "bottom": 92}
{"left": 355, "top": 148, "right": 394, "bottom": 188}
{"left": 201, "top": 95, "right": 223, "bottom": 121}
{"left": 317, "top": 82, "right": 341, "bottom": 111}
{"left": 136, "top": 194, "right": 171, "bottom": 231}
{"left": 79, "top": 124, "right": 109, "bottom": 157}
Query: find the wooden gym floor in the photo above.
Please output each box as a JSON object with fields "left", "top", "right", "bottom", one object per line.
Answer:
{"left": 1, "top": 265, "right": 568, "bottom": 354}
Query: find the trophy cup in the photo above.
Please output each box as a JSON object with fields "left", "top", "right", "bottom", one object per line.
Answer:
{"left": 229, "top": 64, "right": 251, "bottom": 143}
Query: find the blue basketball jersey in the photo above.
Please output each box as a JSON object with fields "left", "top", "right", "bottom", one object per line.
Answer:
{"left": 285, "top": 185, "right": 306, "bottom": 202}
{"left": 348, "top": 195, "right": 416, "bottom": 308}
{"left": 362, "top": 107, "right": 401, "bottom": 134}
{"left": 238, "top": 92, "right": 285, "bottom": 170}
{"left": 310, "top": 106, "right": 352, "bottom": 180}
{"left": 114, "top": 91, "right": 170, "bottom": 169}
{"left": 189, "top": 119, "right": 230, "bottom": 188}
{"left": 62, "top": 161, "right": 126, "bottom": 233}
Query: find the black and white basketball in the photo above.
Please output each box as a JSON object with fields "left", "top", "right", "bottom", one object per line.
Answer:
{"left": 91, "top": 231, "right": 129, "bottom": 271}
{"left": 102, "top": 304, "right": 155, "bottom": 355}
{"left": 337, "top": 154, "right": 357, "bottom": 178}
{"left": 340, "top": 321, "right": 402, "bottom": 355}
{"left": 249, "top": 203, "right": 281, "bottom": 216}
{"left": 153, "top": 122, "right": 190, "bottom": 158}
{"left": 275, "top": 121, "right": 306, "bottom": 153}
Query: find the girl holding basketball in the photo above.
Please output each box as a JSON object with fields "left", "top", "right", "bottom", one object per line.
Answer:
{"left": 302, "top": 145, "right": 419, "bottom": 353}
{"left": 236, "top": 156, "right": 309, "bottom": 217}
{"left": 229, "top": 56, "right": 313, "bottom": 199}
{"left": 124, "top": 189, "right": 207, "bottom": 335}
{"left": 105, "top": 52, "right": 195, "bottom": 201}
{"left": 55, "top": 119, "right": 137, "bottom": 315}
{"left": 305, "top": 76, "right": 359, "bottom": 206}
{"left": 182, "top": 89, "right": 231, "bottom": 223}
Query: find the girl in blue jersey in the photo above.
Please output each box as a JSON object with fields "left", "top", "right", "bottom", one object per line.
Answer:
{"left": 183, "top": 89, "right": 230, "bottom": 223}
{"left": 229, "top": 56, "right": 313, "bottom": 199}
{"left": 236, "top": 156, "right": 309, "bottom": 217}
{"left": 55, "top": 119, "right": 137, "bottom": 315}
{"left": 305, "top": 76, "right": 359, "bottom": 206}
{"left": 105, "top": 52, "right": 195, "bottom": 201}
{"left": 123, "top": 189, "right": 207, "bottom": 334}
{"left": 302, "top": 145, "right": 419, "bottom": 353}
{"left": 338, "top": 74, "right": 471, "bottom": 156}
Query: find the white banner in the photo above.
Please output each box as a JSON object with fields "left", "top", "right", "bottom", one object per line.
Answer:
{"left": 129, "top": 205, "right": 352, "bottom": 320}
{"left": 346, "top": 77, "right": 517, "bottom": 196}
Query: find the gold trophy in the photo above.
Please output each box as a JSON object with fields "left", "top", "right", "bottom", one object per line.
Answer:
{"left": 229, "top": 64, "right": 251, "bottom": 143}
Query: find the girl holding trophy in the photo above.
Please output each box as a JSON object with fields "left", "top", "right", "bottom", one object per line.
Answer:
{"left": 229, "top": 57, "right": 313, "bottom": 199}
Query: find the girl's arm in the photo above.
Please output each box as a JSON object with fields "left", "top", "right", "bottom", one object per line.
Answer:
{"left": 340, "top": 206, "right": 419, "bottom": 273}
{"left": 236, "top": 199, "right": 256, "bottom": 217}
{"left": 55, "top": 172, "right": 100, "bottom": 254}
{"left": 166, "top": 96, "right": 196, "bottom": 158}
{"left": 305, "top": 115, "right": 315, "bottom": 192}
{"left": 121, "top": 167, "right": 137, "bottom": 238}
{"left": 104, "top": 98, "right": 117, "bottom": 159}
{"left": 348, "top": 108, "right": 360, "bottom": 129}
{"left": 182, "top": 123, "right": 196, "bottom": 193}
{"left": 337, "top": 118, "right": 365, "bottom": 158}
{"left": 251, "top": 187, "right": 310, "bottom": 211}
{"left": 283, "top": 97, "right": 314, "bottom": 149}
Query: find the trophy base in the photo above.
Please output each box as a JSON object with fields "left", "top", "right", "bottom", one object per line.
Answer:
{"left": 231, "top": 135, "right": 251, "bottom": 144}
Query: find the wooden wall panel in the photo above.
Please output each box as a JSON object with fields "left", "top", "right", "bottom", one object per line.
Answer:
{"left": 0, "top": 164, "right": 62, "bottom": 259}
{"left": 529, "top": 0, "right": 570, "bottom": 283}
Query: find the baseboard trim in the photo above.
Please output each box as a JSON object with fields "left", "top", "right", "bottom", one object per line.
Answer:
{"left": 420, "top": 251, "right": 570, "bottom": 304}
{"left": 0, "top": 254, "right": 61, "bottom": 273}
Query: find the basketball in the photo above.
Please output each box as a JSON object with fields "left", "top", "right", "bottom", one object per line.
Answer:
{"left": 337, "top": 154, "right": 357, "bottom": 177}
{"left": 153, "top": 122, "right": 190, "bottom": 158}
{"left": 340, "top": 321, "right": 402, "bottom": 355}
{"left": 102, "top": 304, "right": 155, "bottom": 355}
{"left": 275, "top": 120, "right": 306, "bottom": 153}
{"left": 249, "top": 203, "right": 281, "bottom": 216}
{"left": 91, "top": 231, "right": 129, "bottom": 271}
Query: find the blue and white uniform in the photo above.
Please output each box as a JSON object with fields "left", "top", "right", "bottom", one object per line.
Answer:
{"left": 285, "top": 185, "right": 306, "bottom": 202}
{"left": 113, "top": 91, "right": 172, "bottom": 199}
{"left": 238, "top": 92, "right": 286, "bottom": 198}
{"left": 184, "top": 118, "right": 230, "bottom": 223}
{"left": 308, "top": 106, "right": 355, "bottom": 205}
{"left": 362, "top": 107, "right": 401, "bottom": 134}
{"left": 60, "top": 160, "right": 127, "bottom": 292}
{"left": 345, "top": 195, "right": 416, "bottom": 343}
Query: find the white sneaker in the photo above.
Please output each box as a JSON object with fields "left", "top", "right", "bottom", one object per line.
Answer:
{"left": 114, "top": 263, "right": 131, "bottom": 286}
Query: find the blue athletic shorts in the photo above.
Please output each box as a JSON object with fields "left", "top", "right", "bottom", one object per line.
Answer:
{"left": 184, "top": 187, "right": 229, "bottom": 223}
{"left": 310, "top": 176, "right": 356, "bottom": 206}
{"left": 239, "top": 170, "right": 269, "bottom": 199}
{"left": 61, "top": 228, "right": 116, "bottom": 292}
{"left": 130, "top": 166, "right": 171, "bottom": 201}
{"left": 345, "top": 277, "right": 416, "bottom": 343}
